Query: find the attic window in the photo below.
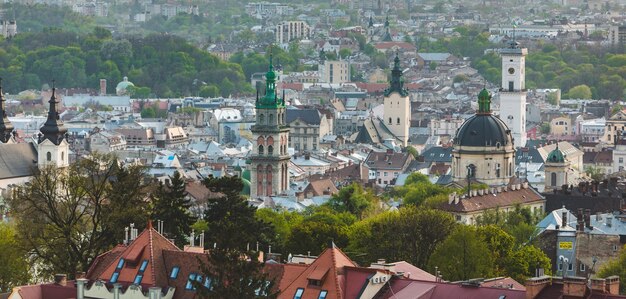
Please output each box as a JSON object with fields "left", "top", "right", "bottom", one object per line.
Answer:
{"left": 133, "top": 274, "right": 143, "bottom": 285}
{"left": 186, "top": 273, "right": 197, "bottom": 290}
{"left": 308, "top": 279, "right": 322, "bottom": 286}
{"left": 116, "top": 258, "right": 125, "bottom": 269}
{"left": 318, "top": 290, "right": 328, "bottom": 299}
{"left": 170, "top": 266, "right": 180, "bottom": 279}
{"left": 139, "top": 260, "right": 149, "bottom": 272}
{"left": 294, "top": 288, "right": 305, "bottom": 299}
{"left": 110, "top": 272, "right": 119, "bottom": 283}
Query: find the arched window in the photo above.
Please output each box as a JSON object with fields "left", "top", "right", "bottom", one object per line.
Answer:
{"left": 259, "top": 114, "right": 265, "bottom": 124}
{"left": 46, "top": 152, "right": 51, "bottom": 161}
{"left": 268, "top": 145, "right": 274, "bottom": 155}
{"left": 61, "top": 151, "right": 64, "bottom": 161}
{"left": 397, "top": 117, "right": 400, "bottom": 124}
{"left": 551, "top": 172, "right": 557, "bottom": 186}
{"left": 388, "top": 117, "right": 392, "bottom": 124}
{"left": 269, "top": 114, "right": 274, "bottom": 125}
{"left": 258, "top": 145, "right": 264, "bottom": 155}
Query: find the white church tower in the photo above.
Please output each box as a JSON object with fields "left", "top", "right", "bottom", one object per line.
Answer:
{"left": 499, "top": 40, "right": 528, "bottom": 148}
{"left": 38, "top": 84, "right": 69, "bottom": 169}
{"left": 383, "top": 52, "right": 410, "bottom": 147}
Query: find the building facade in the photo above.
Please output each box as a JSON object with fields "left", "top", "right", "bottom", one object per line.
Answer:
{"left": 250, "top": 58, "right": 290, "bottom": 198}
{"left": 38, "top": 87, "right": 69, "bottom": 169}
{"left": 319, "top": 60, "right": 350, "bottom": 84}
{"left": 499, "top": 40, "right": 528, "bottom": 147}
{"left": 276, "top": 21, "right": 310, "bottom": 44}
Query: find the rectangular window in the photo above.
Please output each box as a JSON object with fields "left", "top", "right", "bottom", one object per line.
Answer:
{"left": 558, "top": 263, "right": 563, "bottom": 271}
{"left": 509, "top": 81, "right": 514, "bottom": 91}
{"left": 568, "top": 263, "right": 573, "bottom": 271}
{"left": 384, "top": 172, "right": 388, "bottom": 177}
{"left": 133, "top": 274, "right": 143, "bottom": 285}
{"left": 204, "top": 277, "right": 213, "bottom": 290}
{"left": 139, "top": 260, "right": 149, "bottom": 272}
{"left": 116, "top": 259, "right": 125, "bottom": 269}
{"left": 294, "top": 288, "right": 304, "bottom": 299}
{"left": 318, "top": 290, "right": 328, "bottom": 299}
{"left": 580, "top": 263, "right": 586, "bottom": 272}
{"left": 170, "top": 267, "right": 180, "bottom": 279}
{"left": 186, "top": 273, "right": 197, "bottom": 290}
{"left": 110, "top": 272, "right": 119, "bottom": 283}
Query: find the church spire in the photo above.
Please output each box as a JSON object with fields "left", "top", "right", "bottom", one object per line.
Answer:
{"left": 256, "top": 50, "right": 284, "bottom": 109}
{"left": 477, "top": 88, "right": 492, "bottom": 115}
{"left": 384, "top": 52, "right": 408, "bottom": 97}
{"left": 0, "top": 78, "right": 14, "bottom": 143}
{"left": 368, "top": 15, "right": 374, "bottom": 28}
{"left": 38, "top": 81, "right": 67, "bottom": 145}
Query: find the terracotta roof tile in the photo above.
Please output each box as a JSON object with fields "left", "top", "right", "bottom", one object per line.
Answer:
{"left": 440, "top": 187, "right": 545, "bottom": 213}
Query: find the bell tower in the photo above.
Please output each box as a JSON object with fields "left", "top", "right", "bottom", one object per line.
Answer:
{"left": 383, "top": 52, "right": 410, "bottom": 147}
{"left": 250, "top": 55, "right": 290, "bottom": 198}
{"left": 38, "top": 83, "right": 69, "bottom": 169}
{"left": 499, "top": 39, "right": 528, "bottom": 147}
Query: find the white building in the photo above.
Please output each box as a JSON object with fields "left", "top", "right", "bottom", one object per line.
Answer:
{"left": 276, "top": 21, "right": 310, "bottom": 45}
{"left": 319, "top": 60, "right": 350, "bottom": 84}
{"left": 89, "top": 130, "right": 127, "bottom": 154}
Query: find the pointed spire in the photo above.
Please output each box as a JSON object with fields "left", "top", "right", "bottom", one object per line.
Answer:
{"left": 368, "top": 16, "right": 374, "bottom": 28}
{"left": 39, "top": 80, "right": 68, "bottom": 145}
{"left": 256, "top": 47, "right": 284, "bottom": 109}
{"left": 0, "top": 78, "right": 14, "bottom": 143}
{"left": 477, "top": 88, "right": 492, "bottom": 114}
{"left": 384, "top": 52, "right": 408, "bottom": 97}
{"left": 384, "top": 15, "right": 389, "bottom": 28}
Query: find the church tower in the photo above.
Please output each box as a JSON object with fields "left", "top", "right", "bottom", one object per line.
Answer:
{"left": 38, "top": 84, "right": 69, "bottom": 168}
{"left": 499, "top": 39, "right": 528, "bottom": 147}
{"left": 250, "top": 55, "right": 290, "bottom": 198}
{"left": 0, "top": 80, "right": 14, "bottom": 144}
{"left": 544, "top": 144, "right": 569, "bottom": 193}
{"left": 383, "top": 53, "right": 410, "bottom": 147}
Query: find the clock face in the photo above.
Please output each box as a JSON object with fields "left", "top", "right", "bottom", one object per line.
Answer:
{"left": 508, "top": 67, "right": 515, "bottom": 74}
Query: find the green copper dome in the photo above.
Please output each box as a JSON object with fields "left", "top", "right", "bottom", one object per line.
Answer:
{"left": 547, "top": 146, "right": 566, "bottom": 163}
{"left": 241, "top": 178, "right": 251, "bottom": 196}
{"left": 242, "top": 169, "right": 251, "bottom": 181}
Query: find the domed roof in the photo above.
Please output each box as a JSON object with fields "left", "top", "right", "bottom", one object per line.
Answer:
{"left": 454, "top": 114, "right": 512, "bottom": 147}
{"left": 116, "top": 76, "right": 135, "bottom": 95}
{"left": 547, "top": 146, "right": 566, "bottom": 163}
{"left": 242, "top": 169, "right": 251, "bottom": 181}
{"left": 240, "top": 178, "right": 251, "bottom": 196}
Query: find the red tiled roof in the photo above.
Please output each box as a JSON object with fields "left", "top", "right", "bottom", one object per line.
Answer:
{"left": 93, "top": 226, "right": 180, "bottom": 288}
{"left": 440, "top": 187, "right": 545, "bottom": 213}
{"left": 303, "top": 178, "right": 339, "bottom": 197}
{"left": 279, "top": 245, "right": 357, "bottom": 299}
{"left": 378, "top": 278, "right": 526, "bottom": 299}
{"left": 11, "top": 282, "right": 77, "bottom": 299}
{"left": 374, "top": 42, "right": 417, "bottom": 51}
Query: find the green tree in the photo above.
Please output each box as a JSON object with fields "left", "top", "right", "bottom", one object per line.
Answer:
{"left": 339, "top": 48, "right": 352, "bottom": 59}
{"left": 348, "top": 207, "right": 457, "bottom": 268}
{"left": 7, "top": 155, "right": 148, "bottom": 279}
{"left": 540, "top": 123, "right": 551, "bottom": 134}
{"left": 566, "top": 84, "right": 592, "bottom": 99}
{"left": 325, "top": 183, "right": 376, "bottom": 219}
{"left": 151, "top": 171, "right": 197, "bottom": 247}
{"left": 429, "top": 61, "right": 438, "bottom": 71}
{"left": 406, "top": 146, "right": 419, "bottom": 158}
{"left": 196, "top": 176, "right": 277, "bottom": 298}
{"left": 0, "top": 223, "right": 30, "bottom": 292}
{"left": 585, "top": 165, "right": 605, "bottom": 181}
{"left": 428, "top": 226, "right": 494, "bottom": 281}
{"left": 141, "top": 106, "right": 156, "bottom": 118}
{"left": 599, "top": 245, "right": 626, "bottom": 293}
{"left": 285, "top": 210, "right": 355, "bottom": 256}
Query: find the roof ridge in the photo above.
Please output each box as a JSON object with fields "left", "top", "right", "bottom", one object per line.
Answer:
{"left": 148, "top": 228, "right": 157, "bottom": 286}
{"left": 330, "top": 247, "right": 343, "bottom": 299}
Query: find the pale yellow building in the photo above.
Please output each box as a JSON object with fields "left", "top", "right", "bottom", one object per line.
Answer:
{"left": 550, "top": 116, "right": 573, "bottom": 136}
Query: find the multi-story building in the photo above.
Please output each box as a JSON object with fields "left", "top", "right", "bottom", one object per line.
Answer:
{"left": 603, "top": 109, "right": 626, "bottom": 146}
{"left": 276, "top": 21, "right": 310, "bottom": 44}
{"left": 286, "top": 109, "right": 332, "bottom": 152}
{"left": 609, "top": 25, "right": 626, "bottom": 45}
{"left": 89, "top": 130, "right": 127, "bottom": 153}
{"left": 116, "top": 127, "right": 156, "bottom": 147}
{"left": 430, "top": 117, "right": 465, "bottom": 137}
{"left": 319, "top": 60, "right": 350, "bottom": 84}
{"left": 249, "top": 57, "right": 290, "bottom": 198}
{"left": 383, "top": 53, "right": 410, "bottom": 147}
{"left": 364, "top": 150, "right": 413, "bottom": 186}
{"left": 579, "top": 117, "right": 605, "bottom": 142}
{"left": 550, "top": 116, "right": 573, "bottom": 137}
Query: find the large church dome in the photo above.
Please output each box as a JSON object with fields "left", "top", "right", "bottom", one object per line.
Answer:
{"left": 454, "top": 89, "right": 513, "bottom": 148}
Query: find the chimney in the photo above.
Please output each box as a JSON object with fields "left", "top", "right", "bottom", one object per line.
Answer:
{"left": 525, "top": 276, "right": 551, "bottom": 299}
{"left": 590, "top": 278, "right": 606, "bottom": 293}
{"left": 54, "top": 274, "right": 67, "bottom": 286}
{"left": 606, "top": 276, "right": 620, "bottom": 294}
{"left": 149, "top": 287, "right": 162, "bottom": 299}
{"left": 596, "top": 212, "right": 602, "bottom": 221}
{"left": 585, "top": 209, "right": 592, "bottom": 229}
{"left": 77, "top": 278, "right": 87, "bottom": 299}
{"left": 577, "top": 208, "right": 584, "bottom": 232}
{"left": 75, "top": 272, "right": 86, "bottom": 279}
{"left": 113, "top": 284, "right": 122, "bottom": 299}
{"left": 305, "top": 153, "right": 310, "bottom": 160}
{"left": 100, "top": 79, "right": 107, "bottom": 95}
{"left": 563, "top": 277, "right": 587, "bottom": 297}
{"left": 562, "top": 209, "right": 568, "bottom": 228}
{"left": 607, "top": 215, "right": 613, "bottom": 227}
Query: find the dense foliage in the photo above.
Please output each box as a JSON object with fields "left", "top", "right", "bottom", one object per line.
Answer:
{"left": 0, "top": 28, "right": 251, "bottom": 97}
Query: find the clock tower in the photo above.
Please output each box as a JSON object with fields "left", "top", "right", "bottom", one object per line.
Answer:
{"left": 499, "top": 40, "right": 528, "bottom": 147}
